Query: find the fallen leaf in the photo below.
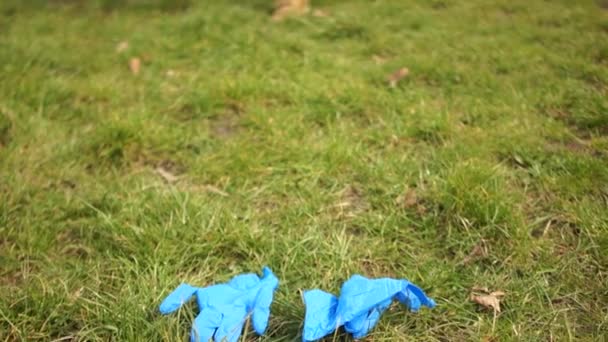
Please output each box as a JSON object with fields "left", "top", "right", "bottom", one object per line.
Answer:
{"left": 129, "top": 57, "right": 141, "bottom": 75}
{"left": 272, "top": 0, "right": 310, "bottom": 21}
{"left": 387, "top": 67, "right": 410, "bottom": 88}
{"left": 116, "top": 41, "right": 129, "bottom": 53}
{"left": 470, "top": 288, "right": 505, "bottom": 313}
{"left": 155, "top": 167, "right": 179, "bottom": 183}
{"left": 470, "top": 293, "right": 501, "bottom": 313}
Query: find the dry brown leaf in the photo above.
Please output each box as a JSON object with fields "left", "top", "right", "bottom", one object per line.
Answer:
{"left": 155, "top": 167, "right": 179, "bottom": 183}
{"left": 129, "top": 57, "right": 141, "bottom": 75}
{"left": 470, "top": 293, "right": 501, "bottom": 313}
{"left": 470, "top": 288, "right": 505, "bottom": 313}
{"left": 272, "top": 0, "right": 309, "bottom": 21}
{"left": 116, "top": 41, "right": 129, "bottom": 53}
{"left": 387, "top": 67, "right": 410, "bottom": 88}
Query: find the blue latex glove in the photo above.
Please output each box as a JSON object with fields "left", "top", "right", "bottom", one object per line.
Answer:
{"left": 159, "top": 267, "right": 279, "bottom": 342}
{"left": 302, "top": 275, "right": 435, "bottom": 341}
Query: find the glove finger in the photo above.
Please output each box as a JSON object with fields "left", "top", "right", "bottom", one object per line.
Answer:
{"left": 405, "top": 283, "right": 436, "bottom": 308}
{"left": 215, "top": 313, "right": 246, "bottom": 342}
{"left": 190, "top": 308, "right": 222, "bottom": 342}
{"left": 302, "top": 289, "right": 339, "bottom": 342}
{"left": 337, "top": 276, "right": 403, "bottom": 322}
{"left": 396, "top": 283, "right": 434, "bottom": 311}
{"left": 159, "top": 283, "right": 197, "bottom": 315}
{"left": 345, "top": 298, "right": 391, "bottom": 339}
{"left": 252, "top": 285, "right": 275, "bottom": 334}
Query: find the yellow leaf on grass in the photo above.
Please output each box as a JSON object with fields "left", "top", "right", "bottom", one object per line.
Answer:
{"left": 129, "top": 57, "right": 141, "bottom": 75}
{"left": 116, "top": 41, "right": 129, "bottom": 53}
{"left": 272, "top": 0, "right": 309, "bottom": 21}
{"left": 471, "top": 294, "right": 501, "bottom": 312}
{"left": 470, "top": 289, "right": 505, "bottom": 313}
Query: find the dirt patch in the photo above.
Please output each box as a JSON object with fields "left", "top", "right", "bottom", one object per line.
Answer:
{"left": 211, "top": 116, "right": 239, "bottom": 138}
{"left": 545, "top": 138, "right": 605, "bottom": 158}
{"left": 210, "top": 101, "right": 244, "bottom": 139}
{"left": 395, "top": 186, "right": 428, "bottom": 215}
{"left": 331, "top": 184, "right": 370, "bottom": 219}
{"left": 545, "top": 107, "right": 608, "bottom": 139}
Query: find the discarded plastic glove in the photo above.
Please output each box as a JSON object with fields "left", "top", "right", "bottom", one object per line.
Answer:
{"left": 302, "top": 275, "right": 435, "bottom": 341}
{"left": 159, "top": 267, "right": 279, "bottom": 342}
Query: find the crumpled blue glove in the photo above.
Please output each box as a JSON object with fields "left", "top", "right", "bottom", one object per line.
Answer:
{"left": 302, "top": 275, "right": 435, "bottom": 341}
{"left": 159, "top": 267, "right": 279, "bottom": 342}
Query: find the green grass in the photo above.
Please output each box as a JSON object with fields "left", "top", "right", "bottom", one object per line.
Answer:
{"left": 1, "top": 0, "right": 607, "bottom": 340}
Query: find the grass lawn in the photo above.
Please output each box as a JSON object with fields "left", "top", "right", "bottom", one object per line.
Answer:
{"left": 1, "top": 0, "right": 607, "bottom": 340}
